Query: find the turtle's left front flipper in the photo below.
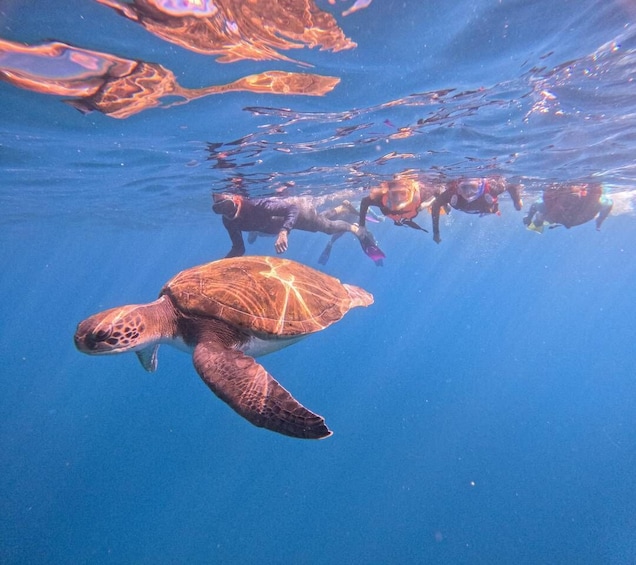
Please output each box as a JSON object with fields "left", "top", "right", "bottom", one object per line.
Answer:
{"left": 193, "top": 341, "right": 332, "bottom": 440}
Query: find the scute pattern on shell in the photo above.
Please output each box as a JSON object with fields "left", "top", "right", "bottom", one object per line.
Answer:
{"left": 160, "top": 256, "right": 370, "bottom": 337}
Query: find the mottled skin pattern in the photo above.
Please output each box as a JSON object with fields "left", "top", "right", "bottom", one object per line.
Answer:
{"left": 74, "top": 256, "right": 373, "bottom": 439}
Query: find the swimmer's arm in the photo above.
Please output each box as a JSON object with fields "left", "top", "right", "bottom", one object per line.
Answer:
{"left": 596, "top": 198, "right": 613, "bottom": 230}
{"left": 430, "top": 190, "right": 452, "bottom": 243}
{"left": 358, "top": 196, "right": 372, "bottom": 227}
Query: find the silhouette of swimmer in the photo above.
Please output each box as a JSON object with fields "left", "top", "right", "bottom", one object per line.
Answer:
{"left": 0, "top": 39, "right": 339, "bottom": 119}
{"left": 212, "top": 194, "right": 385, "bottom": 263}
{"left": 430, "top": 177, "right": 523, "bottom": 243}
{"left": 523, "top": 183, "right": 612, "bottom": 233}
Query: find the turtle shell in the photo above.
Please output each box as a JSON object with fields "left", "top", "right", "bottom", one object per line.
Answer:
{"left": 160, "top": 256, "right": 372, "bottom": 337}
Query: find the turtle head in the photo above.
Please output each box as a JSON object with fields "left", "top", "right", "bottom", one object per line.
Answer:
{"left": 74, "top": 302, "right": 162, "bottom": 356}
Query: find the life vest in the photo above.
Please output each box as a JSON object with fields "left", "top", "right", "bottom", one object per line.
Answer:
{"left": 381, "top": 180, "right": 422, "bottom": 223}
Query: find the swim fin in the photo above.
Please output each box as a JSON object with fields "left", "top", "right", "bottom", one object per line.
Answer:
{"left": 358, "top": 230, "right": 386, "bottom": 264}
{"left": 318, "top": 243, "right": 332, "bottom": 265}
{"left": 526, "top": 222, "right": 544, "bottom": 234}
{"left": 363, "top": 242, "right": 386, "bottom": 263}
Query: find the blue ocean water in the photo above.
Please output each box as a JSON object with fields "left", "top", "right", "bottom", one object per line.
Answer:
{"left": 2, "top": 1, "right": 636, "bottom": 563}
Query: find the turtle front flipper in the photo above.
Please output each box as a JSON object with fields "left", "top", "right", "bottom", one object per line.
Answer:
{"left": 192, "top": 341, "right": 332, "bottom": 440}
{"left": 136, "top": 345, "right": 159, "bottom": 372}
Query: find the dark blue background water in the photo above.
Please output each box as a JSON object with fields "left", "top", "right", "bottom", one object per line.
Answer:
{"left": 2, "top": 1, "right": 636, "bottom": 563}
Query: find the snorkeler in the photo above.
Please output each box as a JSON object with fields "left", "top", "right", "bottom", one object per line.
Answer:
{"left": 212, "top": 193, "right": 385, "bottom": 262}
{"left": 523, "top": 183, "right": 612, "bottom": 232}
{"left": 430, "top": 177, "right": 523, "bottom": 243}
{"left": 357, "top": 176, "right": 434, "bottom": 232}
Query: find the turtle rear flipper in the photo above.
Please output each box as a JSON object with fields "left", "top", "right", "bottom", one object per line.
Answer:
{"left": 193, "top": 340, "right": 332, "bottom": 439}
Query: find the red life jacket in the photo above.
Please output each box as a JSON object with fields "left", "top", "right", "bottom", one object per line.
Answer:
{"left": 380, "top": 181, "right": 422, "bottom": 223}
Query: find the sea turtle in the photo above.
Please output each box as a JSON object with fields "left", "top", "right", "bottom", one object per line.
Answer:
{"left": 74, "top": 256, "right": 373, "bottom": 439}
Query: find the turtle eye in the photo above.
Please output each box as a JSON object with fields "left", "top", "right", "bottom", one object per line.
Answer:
{"left": 93, "top": 328, "right": 112, "bottom": 342}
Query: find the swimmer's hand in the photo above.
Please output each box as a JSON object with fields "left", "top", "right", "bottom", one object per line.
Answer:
{"left": 275, "top": 229, "right": 289, "bottom": 254}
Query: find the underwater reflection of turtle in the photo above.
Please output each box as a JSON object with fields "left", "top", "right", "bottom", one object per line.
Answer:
{"left": 0, "top": 39, "right": 339, "bottom": 119}
{"left": 95, "top": 0, "right": 356, "bottom": 65}
{"left": 523, "top": 183, "right": 613, "bottom": 233}
{"left": 74, "top": 256, "right": 373, "bottom": 439}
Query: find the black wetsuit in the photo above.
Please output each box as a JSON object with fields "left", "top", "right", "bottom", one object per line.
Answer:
{"left": 430, "top": 189, "right": 497, "bottom": 242}
{"left": 430, "top": 182, "right": 522, "bottom": 242}
{"left": 222, "top": 197, "right": 355, "bottom": 257}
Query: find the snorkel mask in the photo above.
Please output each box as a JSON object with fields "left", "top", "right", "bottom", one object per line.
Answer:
{"left": 384, "top": 179, "right": 419, "bottom": 211}
{"left": 212, "top": 194, "right": 241, "bottom": 219}
{"left": 456, "top": 179, "right": 486, "bottom": 203}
